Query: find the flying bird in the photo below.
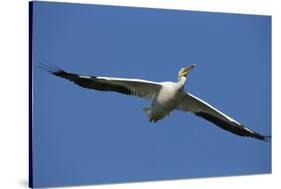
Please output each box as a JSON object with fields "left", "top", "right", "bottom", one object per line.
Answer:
{"left": 40, "top": 63, "right": 270, "bottom": 141}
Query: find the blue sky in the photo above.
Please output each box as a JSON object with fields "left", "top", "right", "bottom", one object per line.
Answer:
{"left": 32, "top": 1, "right": 271, "bottom": 188}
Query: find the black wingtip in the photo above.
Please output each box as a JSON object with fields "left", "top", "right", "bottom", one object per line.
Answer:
{"left": 263, "top": 135, "right": 271, "bottom": 142}
{"left": 253, "top": 133, "right": 271, "bottom": 142}
{"left": 37, "top": 58, "right": 64, "bottom": 75}
{"left": 37, "top": 59, "right": 80, "bottom": 82}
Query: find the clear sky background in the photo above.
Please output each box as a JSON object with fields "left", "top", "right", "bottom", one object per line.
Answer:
{"left": 32, "top": 1, "right": 271, "bottom": 188}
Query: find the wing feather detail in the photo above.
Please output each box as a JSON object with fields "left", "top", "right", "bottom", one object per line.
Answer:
{"left": 177, "top": 92, "right": 270, "bottom": 141}
{"left": 46, "top": 67, "right": 161, "bottom": 100}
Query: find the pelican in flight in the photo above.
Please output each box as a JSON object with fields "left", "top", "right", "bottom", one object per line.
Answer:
{"left": 41, "top": 63, "right": 270, "bottom": 141}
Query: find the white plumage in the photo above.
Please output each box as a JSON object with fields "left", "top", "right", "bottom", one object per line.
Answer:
{"left": 40, "top": 63, "right": 270, "bottom": 141}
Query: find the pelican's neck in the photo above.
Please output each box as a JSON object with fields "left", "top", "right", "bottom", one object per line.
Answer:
{"left": 178, "top": 76, "right": 186, "bottom": 89}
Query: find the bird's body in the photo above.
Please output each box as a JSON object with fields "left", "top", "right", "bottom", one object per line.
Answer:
{"left": 40, "top": 63, "right": 270, "bottom": 141}
{"left": 146, "top": 81, "right": 185, "bottom": 122}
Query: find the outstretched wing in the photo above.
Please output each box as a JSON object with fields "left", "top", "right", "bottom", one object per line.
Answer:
{"left": 177, "top": 92, "right": 270, "bottom": 141}
{"left": 41, "top": 64, "right": 162, "bottom": 100}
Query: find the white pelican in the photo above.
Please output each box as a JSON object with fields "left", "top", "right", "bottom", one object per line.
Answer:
{"left": 40, "top": 63, "right": 270, "bottom": 141}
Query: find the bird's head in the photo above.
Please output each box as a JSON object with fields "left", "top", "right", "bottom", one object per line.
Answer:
{"left": 178, "top": 64, "right": 196, "bottom": 80}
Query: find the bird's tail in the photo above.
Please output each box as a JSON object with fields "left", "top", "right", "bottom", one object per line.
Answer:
{"left": 143, "top": 107, "right": 151, "bottom": 117}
